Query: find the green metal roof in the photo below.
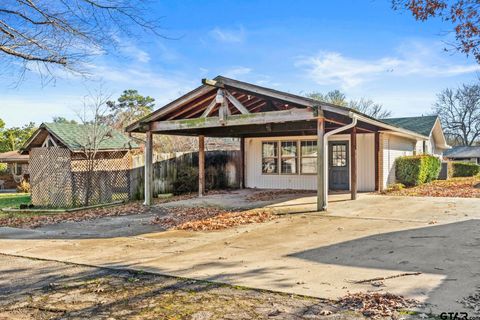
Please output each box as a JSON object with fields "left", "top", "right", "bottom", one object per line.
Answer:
{"left": 380, "top": 115, "right": 438, "bottom": 137}
{"left": 42, "top": 122, "right": 139, "bottom": 152}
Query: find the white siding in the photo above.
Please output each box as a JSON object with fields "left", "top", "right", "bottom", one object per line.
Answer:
{"left": 382, "top": 134, "right": 415, "bottom": 187}
{"left": 245, "top": 134, "right": 375, "bottom": 192}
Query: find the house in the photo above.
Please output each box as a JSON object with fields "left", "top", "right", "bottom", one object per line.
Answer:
{"left": 444, "top": 146, "right": 480, "bottom": 164}
{"left": 0, "top": 150, "right": 29, "bottom": 189}
{"left": 21, "top": 122, "right": 139, "bottom": 207}
{"left": 126, "top": 76, "right": 449, "bottom": 210}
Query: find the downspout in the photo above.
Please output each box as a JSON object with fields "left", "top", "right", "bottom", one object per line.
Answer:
{"left": 322, "top": 112, "right": 358, "bottom": 210}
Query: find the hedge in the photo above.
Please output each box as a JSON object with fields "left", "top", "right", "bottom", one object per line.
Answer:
{"left": 449, "top": 161, "right": 480, "bottom": 177}
{"left": 395, "top": 155, "right": 441, "bottom": 186}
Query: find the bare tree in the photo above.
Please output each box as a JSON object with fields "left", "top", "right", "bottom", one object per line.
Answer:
{"left": 0, "top": 1, "right": 162, "bottom": 79}
{"left": 74, "top": 88, "right": 127, "bottom": 205}
{"left": 349, "top": 98, "right": 392, "bottom": 119}
{"left": 306, "top": 90, "right": 392, "bottom": 119}
{"left": 433, "top": 84, "right": 480, "bottom": 146}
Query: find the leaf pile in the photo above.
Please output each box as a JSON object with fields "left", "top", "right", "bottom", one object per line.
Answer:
{"left": 385, "top": 176, "right": 480, "bottom": 198}
{"left": 246, "top": 189, "right": 314, "bottom": 202}
{"left": 151, "top": 207, "right": 276, "bottom": 231}
{"left": 460, "top": 287, "right": 480, "bottom": 315}
{"left": 336, "top": 292, "right": 419, "bottom": 318}
{"left": 0, "top": 194, "right": 195, "bottom": 229}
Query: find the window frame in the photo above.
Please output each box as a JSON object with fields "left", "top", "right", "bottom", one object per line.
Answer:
{"left": 261, "top": 141, "right": 279, "bottom": 175}
{"left": 300, "top": 139, "right": 318, "bottom": 175}
{"left": 279, "top": 140, "right": 298, "bottom": 175}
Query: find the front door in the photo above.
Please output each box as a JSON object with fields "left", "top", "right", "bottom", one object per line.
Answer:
{"left": 328, "top": 141, "right": 349, "bottom": 190}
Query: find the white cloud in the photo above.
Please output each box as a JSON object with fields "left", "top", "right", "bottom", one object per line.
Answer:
{"left": 210, "top": 26, "right": 245, "bottom": 43}
{"left": 222, "top": 66, "right": 252, "bottom": 78}
{"left": 295, "top": 42, "right": 480, "bottom": 89}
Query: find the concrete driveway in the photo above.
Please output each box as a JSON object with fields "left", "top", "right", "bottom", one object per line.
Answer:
{"left": 0, "top": 191, "right": 479, "bottom": 316}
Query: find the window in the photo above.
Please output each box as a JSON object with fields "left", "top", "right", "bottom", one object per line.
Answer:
{"left": 262, "top": 142, "right": 278, "bottom": 174}
{"left": 301, "top": 140, "right": 317, "bottom": 174}
{"left": 280, "top": 141, "right": 297, "bottom": 174}
{"left": 331, "top": 144, "right": 347, "bottom": 167}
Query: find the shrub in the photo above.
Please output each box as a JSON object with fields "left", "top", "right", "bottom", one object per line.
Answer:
{"left": 0, "top": 163, "right": 8, "bottom": 174}
{"left": 172, "top": 165, "right": 198, "bottom": 195}
{"left": 450, "top": 161, "right": 480, "bottom": 177}
{"left": 395, "top": 155, "right": 441, "bottom": 186}
{"left": 16, "top": 180, "right": 31, "bottom": 193}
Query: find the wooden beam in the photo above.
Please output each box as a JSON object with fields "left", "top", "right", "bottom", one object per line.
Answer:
{"left": 351, "top": 126, "right": 357, "bottom": 200}
{"left": 240, "top": 137, "right": 245, "bottom": 189}
{"left": 198, "top": 135, "right": 205, "bottom": 197}
{"left": 317, "top": 118, "right": 326, "bottom": 211}
{"left": 144, "top": 131, "right": 153, "bottom": 206}
{"left": 225, "top": 90, "right": 250, "bottom": 114}
{"left": 201, "top": 98, "right": 218, "bottom": 118}
{"left": 150, "top": 109, "right": 315, "bottom": 132}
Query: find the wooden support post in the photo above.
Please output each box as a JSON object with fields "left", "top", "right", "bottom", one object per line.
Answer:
{"left": 351, "top": 127, "right": 357, "bottom": 200}
{"left": 144, "top": 130, "right": 153, "bottom": 206}
{"left": 374, "top": 132, "right": 380, "bottom": 191}
{"left": 240, "top": 137, "right": 245, "bottom": 189}
{"left": 198, "top": 135, "right": 205, "bottom": 197}
{"left": 317, "top": 118, "right": 326, "bottom": 211}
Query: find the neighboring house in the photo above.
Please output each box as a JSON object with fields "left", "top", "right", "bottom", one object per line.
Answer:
{"left": 0, "top": 150, "right": 29, "bottom": 189}
{"left": 444, "top": 146, "right": 480, "bottom": 164}
{"left": 21, "top": 122, "right": 139, "bottom": 207}
{"left": 126, "top": 76, "right": 450, "bottom": 210}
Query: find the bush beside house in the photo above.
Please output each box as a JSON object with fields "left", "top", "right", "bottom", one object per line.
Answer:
{"left": 395, "top": 155, "right": 441, "bottom": 186}
{"left": 449, "top": 162, "right": 480, "bottom": 177}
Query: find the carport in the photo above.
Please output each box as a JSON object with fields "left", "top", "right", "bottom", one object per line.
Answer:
{"left": 126, "top": 76, "right": 424, "bottom": 211}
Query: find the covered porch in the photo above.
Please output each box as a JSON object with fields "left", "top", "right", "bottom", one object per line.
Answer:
{"left": 126, "top": 76, "right": 422, "bottom": 211}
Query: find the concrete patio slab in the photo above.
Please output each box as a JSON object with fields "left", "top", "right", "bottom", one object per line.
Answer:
{"left": 0, "top": 191, "right": 479, "bottom": 316}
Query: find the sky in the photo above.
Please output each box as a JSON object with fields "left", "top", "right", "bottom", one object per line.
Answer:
{"left": 1, "top": 0, "right": 480, "bottom": 127}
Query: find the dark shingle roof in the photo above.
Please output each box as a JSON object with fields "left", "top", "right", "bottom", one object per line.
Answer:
{"left": 42, "top": 123, "right": 139, "bottom": 152}
{"left": 444, "top": 146, "right": 480, "bottom": 158}
{"left": 380, "top": 115, "right": 438, "bottom": 137}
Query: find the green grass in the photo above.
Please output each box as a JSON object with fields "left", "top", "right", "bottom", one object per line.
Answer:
{"left": 0, "top": 193, "right": 31, "bottom": 209}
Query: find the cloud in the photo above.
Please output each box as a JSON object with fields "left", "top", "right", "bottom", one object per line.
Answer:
{"left": 210, "top": 26, "right": 245, "bottom": 43}
{"left": 295, "top": 42, "right": 480, "bottom": 89}
{"left": 222, "top": 66, "right": 252, "bottom": 78}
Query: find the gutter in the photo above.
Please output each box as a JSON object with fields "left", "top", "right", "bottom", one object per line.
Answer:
{"left": 321, "top": 112, "right": 358, "bottom": 210}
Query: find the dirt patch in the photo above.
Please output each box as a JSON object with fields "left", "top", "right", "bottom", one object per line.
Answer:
{"left": 0, "top": 194, "right": 195, "bottom": 229}
{"left": 384, "top": 176, "right": 480, "bottom": 198}
{"left": 246, "top": 189, "right": 314, "bottom": 202}
{"left": 151, "top": 206, "right": 276, "bottom": 231}
{"left": 1, "top": 254, "right": 366, "bottom": 320}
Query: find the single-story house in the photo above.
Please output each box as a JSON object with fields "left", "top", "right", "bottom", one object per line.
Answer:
{"left": 126, "top": 76, "right": 449, "bottom": 210}
{"left": 0, "top": 150, "right": 29, "bottom": 189}
{"left": 21, "top": 122, "right": 139, "bottom": 207}
{"left": 444, "top": 146, "right": 480, "bottom": 164}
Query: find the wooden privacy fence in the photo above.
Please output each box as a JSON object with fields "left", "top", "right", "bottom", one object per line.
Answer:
{"left": 130, "top": 150, "right": 241, "bottom": 198}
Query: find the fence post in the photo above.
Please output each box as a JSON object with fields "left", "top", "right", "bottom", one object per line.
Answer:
{"left": 144, "top": 131, "right": 153, "bottom": 205}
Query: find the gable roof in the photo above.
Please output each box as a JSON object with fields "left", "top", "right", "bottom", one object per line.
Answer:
{"left": 22, "top": 123, "right": 139, "bottom": 153}
{"left": 444, "top": 146, "right": 480, "bottom": 158}
{"left": 380, "top": 115, "right": 438, "bottom": 137}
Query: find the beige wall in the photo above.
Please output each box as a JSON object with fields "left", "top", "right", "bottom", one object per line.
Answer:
{"left": 245, "top": 134, "right": 376, "bottom": 192}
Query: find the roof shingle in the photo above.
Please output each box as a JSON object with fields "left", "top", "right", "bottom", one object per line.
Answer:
{"left": 380, "top": 115, "right": 438, "bottom": 137}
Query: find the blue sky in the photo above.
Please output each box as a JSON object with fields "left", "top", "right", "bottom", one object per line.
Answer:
{"left": 2, "top": 0, "right": 480, "bottom": 127}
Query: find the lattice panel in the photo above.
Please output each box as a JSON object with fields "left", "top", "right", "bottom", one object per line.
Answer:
{"left": 30, "top": 147, "right": 73, "bottom": 207}
{"left": 30, "top": 148, "right": 131, "bottom": 208}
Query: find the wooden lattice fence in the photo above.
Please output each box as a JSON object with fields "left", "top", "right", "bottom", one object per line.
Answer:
{"left": 30, "top": 147, "right": 131, "bottom": 208}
